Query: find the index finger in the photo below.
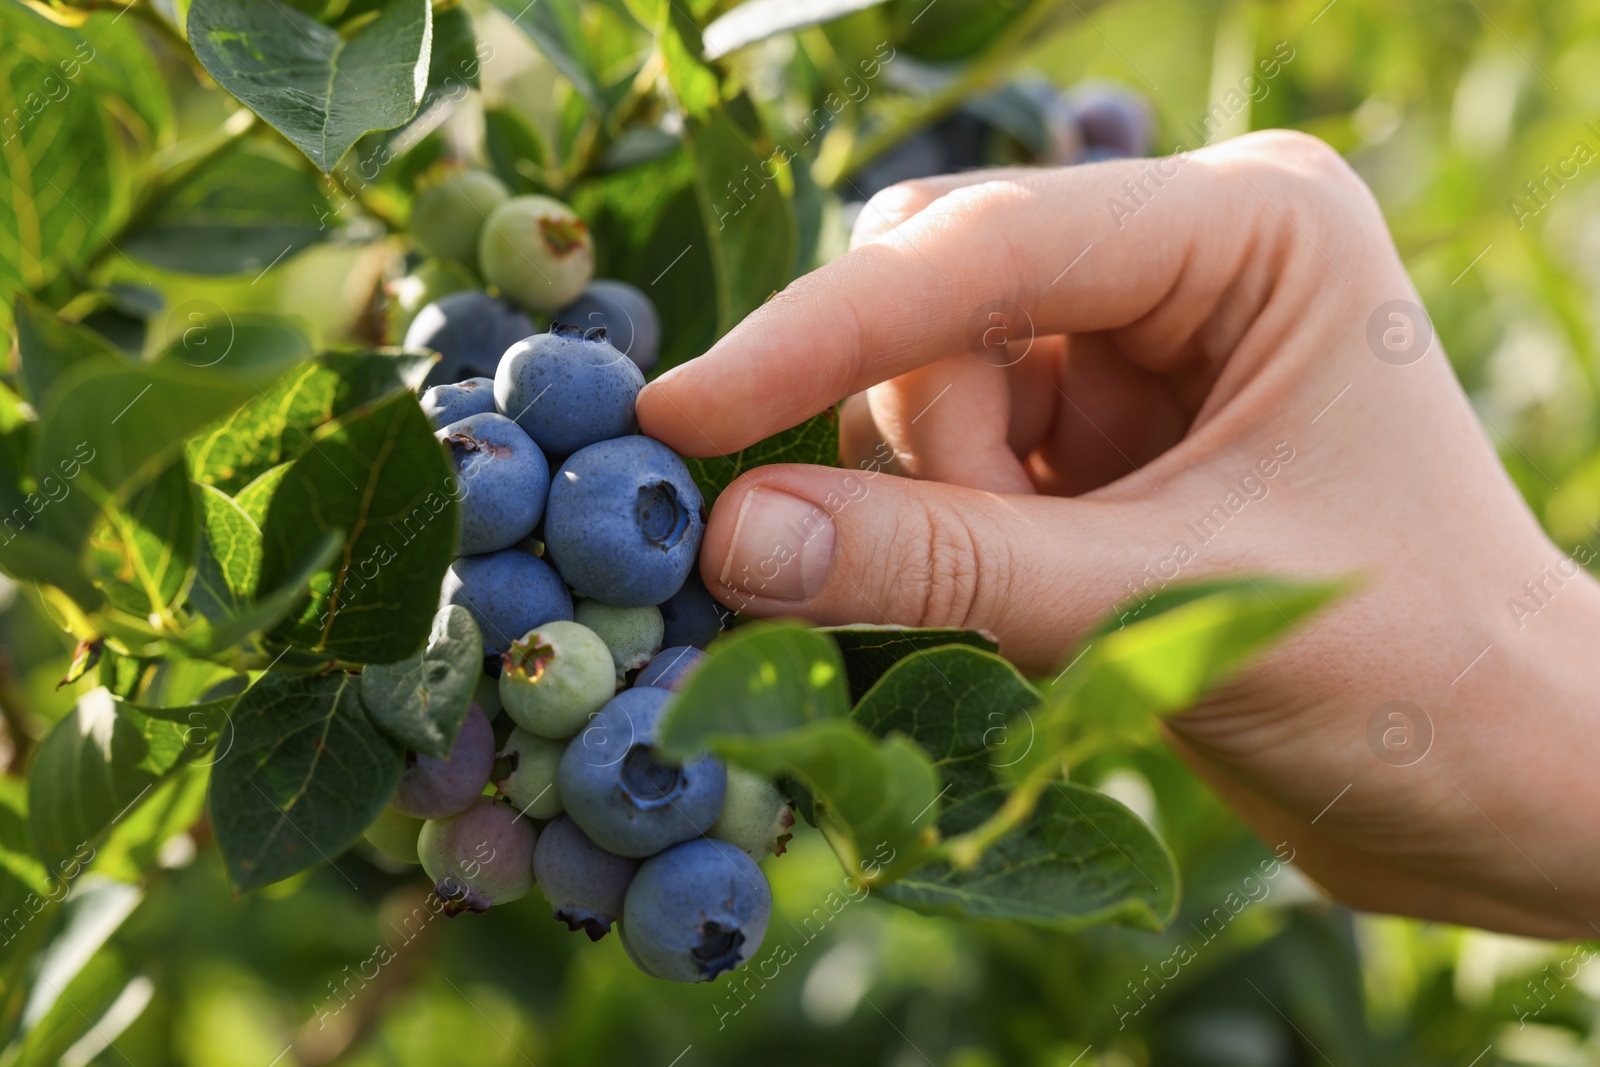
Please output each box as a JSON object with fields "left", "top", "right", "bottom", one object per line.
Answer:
{"left": 637, "top": 132, "right": 1379, "bottom": 457}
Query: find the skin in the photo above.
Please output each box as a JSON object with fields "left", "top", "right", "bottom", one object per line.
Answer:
{"left": 638, "top": 131, "right": 1600, "bottom": 939}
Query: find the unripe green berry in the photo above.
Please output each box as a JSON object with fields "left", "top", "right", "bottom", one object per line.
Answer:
{"left": 709, "top": 766, "right": 794, "bottom": 859}
{"left": 479, "top": 195, "right": 594, "bottom": 311}
{"left": 496, "top": 727, "right": 566, "bottom": 819}
{"left": 363, "top": 805, "right": 425, "bottom": 865}
{"left": 574, "top": 599, "right": 663, "bottom": 684}
{"left": 411, "top": 168, "right": 509, "bottom": 267}
{"left": 499, "top": 621, "right": 615, "bottom": 739}
{"left": 418, "top": 799, "right": 536, "bottom": 915}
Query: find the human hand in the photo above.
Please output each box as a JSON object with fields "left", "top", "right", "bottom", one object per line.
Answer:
{"left": 638, "top": 130, "right": 1600, "bottom": 938}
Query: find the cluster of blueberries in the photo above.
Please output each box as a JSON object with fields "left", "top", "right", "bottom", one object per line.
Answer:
{"left": 362, "top": 175, "right": 791, "bottom": 984}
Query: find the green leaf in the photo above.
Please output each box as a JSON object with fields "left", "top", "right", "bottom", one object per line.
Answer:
{"left": 0, "top": 9, "right": 128, "bottom": 318}
{"left": 483, "top": 107, "right": 548, "bottom": 195}
{"left": 359, "top": 604, "right": 482, "bottom": 758}
{"left": 86, "top": 460, "right": 198, "bottom": 618}
{"left": 15, "top": 876, "right": 143, "bottom": 1050}
{"left": 684, "top": 408, "right": 839, "bottom": 506}
{"left": 658, "top": 623, "right": 939, "bottom": 881}
{"left": 188, "top": 0, "right": 435, "bottom": 173}
{"left": 28, "top": 688, "right": 233, "bottom": 876}
{"left": 820, "top": 624, "right": 998, "bottom": 701}
{"left": 120, "top": 140, "right": 336, "bottom": 276}
{"left": 187, "top": 350, "right": 433, "bottom": 495}
{"left": 182, "top": 530, "right": 342, "bottom": 656}
{"left": 258, "top": 390, "right": 459, "bottom": 663}
{"left": 208, "top": 671, "right": 403, "bottom": 891}
{"left": 879, "top": 783, "right": 1179, "bottom": 931}
{"left": 681, "top": 106, "right": 797, "bottom": 336}
{"left": 1056, "top": 577, "right": 1346, "bottom": 746}
{"left": 12, "top": 294, "right": 123, "bottom": 411}
{"left": 701, "top": 0, "right": 893, "bottom": 59}
{"left": 656, "top": 623, "right": 850, "bottom": 745}
{"left": 492, "top": 0, "right": 603, "bottom": 108}
{"left": 234, "top": 463, "right": 290, "bottom": 526}
{"left": 657, "top": 1, "right": 720, "bottom": 120}
{"left": 32, "top": 322, "right": 312, "bottom": 553}
{"left": 195, "top": 483, "right": 260, "bottom": 609}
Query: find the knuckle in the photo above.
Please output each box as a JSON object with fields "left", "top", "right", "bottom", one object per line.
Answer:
{"left": 888, "top": 496, "right": 991, "bottom": 629}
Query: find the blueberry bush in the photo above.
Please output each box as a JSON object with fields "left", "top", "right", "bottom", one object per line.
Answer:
{"left": 0, "top": 0, "right": 1589, "bottom": 1063}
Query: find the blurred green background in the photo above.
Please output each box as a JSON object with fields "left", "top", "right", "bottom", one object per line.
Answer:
{"left": 6, "top": 0, "right": 1600, "bottom": 1063}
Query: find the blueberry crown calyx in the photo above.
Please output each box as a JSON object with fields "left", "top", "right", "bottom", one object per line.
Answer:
{"left": 548, "top": 321, "right": 609, "bottom": 343}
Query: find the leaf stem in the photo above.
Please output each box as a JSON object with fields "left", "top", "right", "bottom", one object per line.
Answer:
{"left": 942, "top": 759, "right": 1057, "bottom": 869}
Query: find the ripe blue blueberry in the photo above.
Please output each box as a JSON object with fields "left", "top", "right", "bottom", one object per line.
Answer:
{"left": 418, "top": 798, "right": 536, "bottom": 915}
{"left": 494, "top": 727, "right": 566, "bottom": 819}
{"left": 533, "top": 815, "right": 640, "bottom": 941}
{"left": 658, "top": 572, "right": 731, "bottom": 649}
{"left": 709, "top": 766, "right": 794, "bottom": 859}
{"left": 554, "top": 280, "right": 661, "bottom": 371}
{"left": 621, "top": 838, "right": 772, "bottom": 982}
{"left": 437, "top": 412, "right": 549, "bottom": 555}
{"left": 494, "top": 324, "right": 644, "bottom": 457}
{"left": 421, "top": 377, "right": 497, "bottom": 429}
{"left": 390, "top": 704, "right": 495, "bottom": 819}
{"left": 556, "top": 687, "right": 726, "bottom": 857}
{"left": 441, "top": 551, "right": 573, "bottom": 655}
{"left": 405, "top": 290, "right": 536, "bottom": 389}
{"left": 544, "top": 437, "right": 704, "bottom": 608}
{"left": 634, "top": 646, "right": 705, "bottom": 692}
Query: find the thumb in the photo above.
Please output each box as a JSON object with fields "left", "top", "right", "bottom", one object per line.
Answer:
{"left": 701, "top": 463, "right": 1187, "bottom": 670}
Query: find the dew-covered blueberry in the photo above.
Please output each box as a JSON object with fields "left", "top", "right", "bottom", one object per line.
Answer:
{"left": 421, "top": 377, "right": 497, "bottom": 429}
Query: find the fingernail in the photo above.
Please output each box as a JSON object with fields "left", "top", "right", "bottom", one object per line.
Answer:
{"left": 720, "top": 488, "right": 836, "bottom": 602}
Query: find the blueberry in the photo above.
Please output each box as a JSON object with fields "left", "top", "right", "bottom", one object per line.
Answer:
{"left": 421, "top": 377, "right": 497, "bottom": 429}
{"left": 418, "top": 798, "right": 536, "bottom": 915}
{"left": 499, "top": 620, "right": 615, "bottom": 739}
{"left": 557, "top": 687, "right": 726, "bottom": 857}
{"left": 709, "top": 766, "right": 794, "bottom": 859}
{"left": 493, "top": 324, "right": 644, "bottom": 457}
{"left": 390, "top": 704, "right": 495, "bottom": 819}
{"left": 574, "top": 599, "right": 662, "bottom": 683}
{"left": 479, "top": 195, "right": 595, "bottom": 311}
{"left": 553, "top": 280, "right": 662, "bottom": 372}
{"left": 634, "top": 646, "right": 705, "bottom": 692}
{"left": 363, "top": 805, "right": 425, "bottom": 865}
{"left": 405, "top": 290, "right": 536, "bottom": 389}
{"left": 494, "top": 726, "right": 565, "bottom": 819}
{"left": 658, "top": 572, "right": 731, "bottom": 649}
{"left": 533, "top": 815, "right": 639, "bottom": 941}
{"left": 441, "top": 551, "right": 573, "bottom": 655}
{"left": 386, "top": 259, "right": 476, "bottom": 341}
{"left": 544, "top": 437, "right": 704, "bottom": 607}
{"left": 621, "top": 838, "right": 772, "bottom": 982}
{"left": 411, "top": 168, "right": 510, "bottom": 268}
{"left": 1068, "top": 83, "right": 1151, "bottom": 158}
{"left": 437, "top": 412, "right": 549, "bottom": 555}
